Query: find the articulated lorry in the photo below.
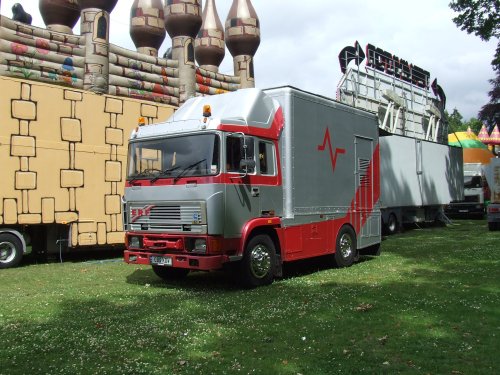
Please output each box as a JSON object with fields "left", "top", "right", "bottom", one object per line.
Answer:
{"left": 484, "top": 158, "right": 500, "bottom": 230}
{"left": 124, "top": 87, "right": 382, "bottom": 286}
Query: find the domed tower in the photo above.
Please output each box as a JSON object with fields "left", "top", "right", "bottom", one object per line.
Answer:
{"left": 130, "top": 0, "right": 166, "bottom": 57}
{"left": 79, "top": 0, "right": 118, "bottom": 93}
{"left": 225, "top": 0, "right": 260, "bottom": 88}
{"left": 195, "top": 0, "right": 225, "bottom": 73}
{"left": 164, "top": 0, "right": 202, "bottom": 103}
{"left": 39, "top": 0, "right": 80, "bottom": 34}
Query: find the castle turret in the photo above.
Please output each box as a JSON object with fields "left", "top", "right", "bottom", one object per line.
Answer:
{"left": 130, "top": 0, "right": 166, "bottom": 57}
{"left": 80, "top": 0, "right": 118, "bottom": 93}
{"left": 39, "top": 0, "right": 80, "bottom": 34}
{"left": 195, "top": 0, "right": 224, "bottom": 73}
{"left": 164, "top": 0, "right": 202, "bottom": 103}
{"left": 225, "top": 0, "right": 260, "bottom": 88}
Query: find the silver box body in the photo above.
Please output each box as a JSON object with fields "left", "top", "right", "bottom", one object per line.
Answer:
{"left": 266, "top": 87, "right": 381, "bottom": 247}
{"left": 379, "top": 135, "right": 463, "bottom": 208}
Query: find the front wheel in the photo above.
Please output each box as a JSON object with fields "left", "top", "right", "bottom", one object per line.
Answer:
{"left": 334, "top": 226, "right": 357, "bottom": 268}
{"left": 0, "top": 233, "right": 24, "bottom": 269}
{"left": 240, "top": 234, "right": 276, "bottom": 288}
{"left": 152, "top": 265, "right": 189, "bottom": 280}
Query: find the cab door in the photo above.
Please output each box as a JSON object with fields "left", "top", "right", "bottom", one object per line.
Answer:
{"left": 224, "top": 135, "right": 260, "bottom": 238}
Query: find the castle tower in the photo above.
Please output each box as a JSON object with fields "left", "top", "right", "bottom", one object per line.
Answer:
{"left": 80, "top": 0, "right": 118, "bottom": 93}
{"left": 130, "top": 0, "right": 166, "bottom": 57}
{"left": 39, "top": 0, "right": 80, "bottom": 34}
{"left": 164, "top": 0, "right": 202, "bottom": 103}
{"left": 195, "top": 0, "right": 225, "bottom": 73}
{"left": 225, "top": 0, "right": 260, "bottom": 88}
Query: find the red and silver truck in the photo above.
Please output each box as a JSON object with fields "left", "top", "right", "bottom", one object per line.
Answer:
{"left": 123, "top": 87, "right": 382, "bottom": 286}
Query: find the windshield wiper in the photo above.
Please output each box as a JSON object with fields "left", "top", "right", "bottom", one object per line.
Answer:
{"left": 150, "top": 166, "right": 181, "bottom": 183}
{"left": 173, "top": 159, "right": 207, "bottom": 183}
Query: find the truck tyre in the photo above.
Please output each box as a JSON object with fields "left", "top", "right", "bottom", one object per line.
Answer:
{"left": 334, "top": 226, "right": 357, "bottom": 268}
{"left": 0, "top": 233, "right": 23, "bottom": 269}
{"left": 385, "top": 213, "right": 399, "bottom": 235}
{"left": 240, "top": 234, "right": 276, "bottom": 288}
{"left": 152, "top": 265, "right": 189, "bottom": 280}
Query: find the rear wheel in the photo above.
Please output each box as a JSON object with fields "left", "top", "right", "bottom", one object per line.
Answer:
{"left": 152, "top": 265, "right": 189, "bottom": 280}
{"left": 0, "top": 233, "right": 23, "bottom": 269}
{"left": 334, "top": 226, "right": 357, "bottom": 268}
{"left": 240, "top": 234, "right": 276, "bottom": 288}
{"left": 385, "top": 213, "right": 399, "bottom": 235}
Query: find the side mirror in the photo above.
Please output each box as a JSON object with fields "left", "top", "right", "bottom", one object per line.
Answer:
{"left": 239, "top": 159, "right": 256, "bottom": 173}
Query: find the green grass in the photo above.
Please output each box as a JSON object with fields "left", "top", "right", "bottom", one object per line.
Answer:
{"left": 1, "top": 220, "right": 499, "bottom": 375}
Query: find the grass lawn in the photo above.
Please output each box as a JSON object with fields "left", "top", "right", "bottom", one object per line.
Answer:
{"left": 0, "top": 220, "right": 499, "bottom": 375}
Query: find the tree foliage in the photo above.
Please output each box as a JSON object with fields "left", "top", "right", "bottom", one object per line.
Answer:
{"left": 449, "top": 0, "right": 500, "bottom": 41}
{"left": 449, "top": 1, "right": 499, "bottom": 129}
{"left": 446, "top": 108, "right": 484, "bottom": 134}
{"left": 478, "top": 72, "right": 500, "bottom": 129}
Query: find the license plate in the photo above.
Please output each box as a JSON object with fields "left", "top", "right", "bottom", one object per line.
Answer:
{"left": 150, "top": 255, "right": 172, "bottom": 266}
{"left": 459, "top": 210, "right": 469, "bottom": 213}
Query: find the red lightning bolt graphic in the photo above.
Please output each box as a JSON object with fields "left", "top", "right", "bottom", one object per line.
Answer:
{"left": 318, "top": 128, "right": 346, "bottom": 173}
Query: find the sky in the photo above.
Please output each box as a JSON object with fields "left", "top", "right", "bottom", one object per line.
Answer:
{"left": 1, "top": 0, "right": 497, "bottom": 121}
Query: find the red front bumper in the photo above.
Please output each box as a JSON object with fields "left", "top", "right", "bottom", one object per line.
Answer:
{"left": 124, "top": 250, "right": 231, "bottom": 271}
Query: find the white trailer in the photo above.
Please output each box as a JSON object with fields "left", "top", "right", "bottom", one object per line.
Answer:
{"left": 380, "top": 135, "right": 463, "bottom": 233}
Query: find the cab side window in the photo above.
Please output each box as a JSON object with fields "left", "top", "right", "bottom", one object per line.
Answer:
{"left": 226, "top": 136, "right": 255, "bottom": 173}
{"left": 258, "top": 141, "right": 276, "bottom": 176}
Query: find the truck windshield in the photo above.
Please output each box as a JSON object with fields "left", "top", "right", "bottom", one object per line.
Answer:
{"left": 127, "top": 134, "right": 220, "bottom": 180}
{"left": 464, "top": 176, "right": 482, "bottom": 189}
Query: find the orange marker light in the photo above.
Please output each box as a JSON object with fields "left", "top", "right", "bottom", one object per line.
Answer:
{"left": 138, "top": 117, "right": 146, "bottom": 126}
{"left": 203, "top": 105, "right": 212, "bottom": 117}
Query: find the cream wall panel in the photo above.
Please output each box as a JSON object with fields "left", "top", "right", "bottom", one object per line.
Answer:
{"left": 1, "top": 76, "right": 175, "bottom": 248}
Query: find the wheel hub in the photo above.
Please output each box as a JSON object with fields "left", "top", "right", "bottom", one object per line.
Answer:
{"left": 250, "top": 244, "right": 271, "bottom": 279}
{"left": 0, "top": 241, "right": 16, "bottom": 263}
{"left": 339, "top": 234, "right": 353, "bottom": 258}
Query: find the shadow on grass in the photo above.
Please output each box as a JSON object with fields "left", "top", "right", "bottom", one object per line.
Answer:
{"left": 1, "top": 259, "right": 498, "bottom": 375}
{"left": 3, "top": 221, "right": 497, "bottom": 374}
{"left": 125, "top": 253, "right": 377, "bottom": 291}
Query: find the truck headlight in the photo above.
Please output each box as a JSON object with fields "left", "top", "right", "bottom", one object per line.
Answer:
{"left": 128, "top": 236, "right": 141, "bottom": 249}
{"left": 194, "top": 239, "right": 207, "bottom": 253}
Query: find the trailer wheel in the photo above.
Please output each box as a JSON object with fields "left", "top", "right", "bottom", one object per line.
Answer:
{"left": 240, "top": 234, "right": 276, "bottom": 288}
{"left": 385, "top": 213, "right": 399, "bottom": 235}
{"left": 152, "top": 265, "right": 189, "bottom": 280}
{"left": 334, "top": 226, "right": 357, "bottom": 268}
{"left": 0, "top": 233, "right": 23, "bottom": 269}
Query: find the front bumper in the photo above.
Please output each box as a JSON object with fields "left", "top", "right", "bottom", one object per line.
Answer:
{"left": 124, "top": 250, "right": 231, "bottom": 271}
{"left": 444, "top": 203, "right": 485, "bottom": 216}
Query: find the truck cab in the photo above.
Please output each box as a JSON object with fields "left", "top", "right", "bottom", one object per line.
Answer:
{"left": 124, "top": 89, "right": 284, "bottom": 285}
{"left": 445, "top": 162, "right": 487, "bottom": 218}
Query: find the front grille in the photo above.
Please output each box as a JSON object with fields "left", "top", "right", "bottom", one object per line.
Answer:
{"left": 128, "top": 202, "right": 205, "bottom": 233}
{"left": 464, "top": 195, "right": 480, "bottom": 203}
